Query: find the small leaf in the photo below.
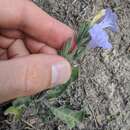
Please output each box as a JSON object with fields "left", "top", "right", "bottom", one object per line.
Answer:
{"left": 51, "top": 106, "right": 85, "bottom": 129}
{"left": 59, "top": 39, "right": 72, "bottom": 57}
{"left": 4, "top": 106, "right": 24, "bottom": 119}
{"left": 63, "top": 39, "right": 72, "bottom": 54}
{"left": 74, "top": 47, "right": 86, "bottom": 60}
{"left": 71, "top": 67, "right": 79, "bottom": 82}
{"left": 13, "top": 96, "right": 32, "bottom": 107}
{"left": 47, "top": 85, "right": 68, "bottom": 99}
{"left": 77, "top": 22, "right": 89, "bottom": 43}
{"left": 78, "top": 22, "right": 87, "bottom": 38}
{"left": 77, "top": 22, "right": 90, "bottom": 46}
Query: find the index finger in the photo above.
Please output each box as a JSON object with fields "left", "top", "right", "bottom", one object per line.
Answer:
{"left": 0, "top": 0, "right": 75, "bottom": 49}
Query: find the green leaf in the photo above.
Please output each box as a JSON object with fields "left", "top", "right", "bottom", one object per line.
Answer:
{"left": 4, "top": 106, "right": 24, "bottom": 119}
{"left": 71, "top": 67, "right": 79, "bottom": 82}
{"left": 51, "top": 106, "right": 85, "bottom": 129}
{"left": 59, "top": 39, "right": 72, "bottom": 57}
{"left": 78, "top": 22, "right": 87, "bottom": 38}
{"left": 63, "top": 39, "right": 72, "bottom": 54}
{"left": 47, "top": 85, "right": 68, "bottom": 99}
{"left": 74, "top": 47, "right": 86, "bottom": 60}
{"left": 77, "top": 22, "right": 90, "bottom": 46}
{"left": 13, "top": 96, "right": 32, "bottom": 107}
{"left": 77, "top": 22, "right": 89, "bottom": 43}
{"left": 4, "top": 97, "right": 32, "bottom": 120}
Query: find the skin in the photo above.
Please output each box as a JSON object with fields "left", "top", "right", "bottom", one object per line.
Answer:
{"left": 0, "top": 0, "right": 75, "bottom": 103}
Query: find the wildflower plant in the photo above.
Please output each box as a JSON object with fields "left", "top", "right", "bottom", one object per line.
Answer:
{"left": 5, "top": 8, "right": 118, "bottom": 129}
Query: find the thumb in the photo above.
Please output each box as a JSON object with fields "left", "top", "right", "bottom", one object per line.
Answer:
{"left": 0, "top": 54, "right": 71, "bottom": 103}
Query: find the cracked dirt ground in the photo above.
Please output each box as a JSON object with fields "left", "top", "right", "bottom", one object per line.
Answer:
{"left": 0, "top": 0, "right": 130, "bottom": 130}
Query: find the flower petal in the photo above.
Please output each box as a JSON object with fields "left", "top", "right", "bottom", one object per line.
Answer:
{"left": 88, "top": 24, "right": 112, "bottom": 49}
{"left": 99, "top": 8, "right": 118, "bottom": 32}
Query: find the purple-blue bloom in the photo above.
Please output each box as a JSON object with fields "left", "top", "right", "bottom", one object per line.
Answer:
{"left": 88, "top": 8, "right": 118, "bottom": 49}
{"left": 88, "top": 24, "right": 112, "bottom": 49}
{"left": 98, "top": 8, "right": 118, "bottom": 32}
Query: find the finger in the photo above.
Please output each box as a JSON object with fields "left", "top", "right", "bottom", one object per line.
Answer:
{"left": 0, "top": 29, "right": 24, "bottom": 39}
{"left": 0, "top": 35, "right": 15, "bottom": 49}
{"left": 0, "top": 35, "right": 29, "bottom": 58}
{"left": 7, "top": 39, "right": 30, "bottom": 59}
{"left": 0, "top": 0, "right": 75, "bottom": 49}
{"left": 25, "top": 37, "right": 57, "bottom": 54}
{"left": 0, "top": 48, "right": 8, "bottom": 60}
{"left": 0, "top": 54, "right": 71, "bottom": 103}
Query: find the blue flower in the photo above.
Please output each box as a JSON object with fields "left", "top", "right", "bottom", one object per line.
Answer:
{"left": 99, "top": 8, "right": 118, "bottom": 32}
{"left": 88, "top": 24, "right": 112, "bottom": 49}
{"left": 88, "top": 8, "right": 118, "bottom": 49}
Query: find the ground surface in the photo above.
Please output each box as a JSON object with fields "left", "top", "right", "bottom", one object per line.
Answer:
{"left": 0, "top": 0, "right": 130, "bottom": 130}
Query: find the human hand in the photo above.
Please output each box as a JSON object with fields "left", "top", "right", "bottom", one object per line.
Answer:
{"left": 0, "top": 0, "right": 75, "bottom": 103}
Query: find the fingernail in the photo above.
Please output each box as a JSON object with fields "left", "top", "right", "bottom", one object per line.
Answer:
{"left": 51, "top": 61, "right": 71, "bottom": 86}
